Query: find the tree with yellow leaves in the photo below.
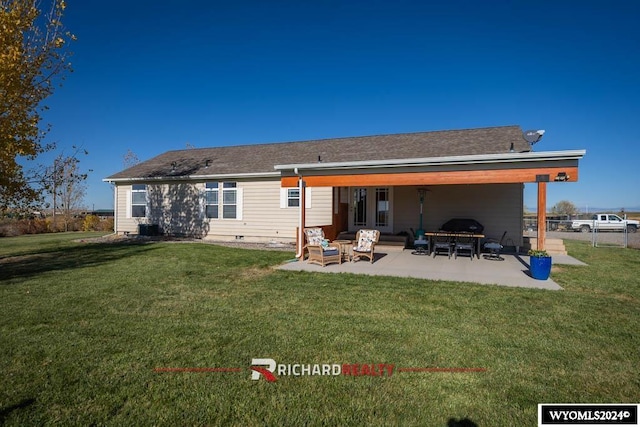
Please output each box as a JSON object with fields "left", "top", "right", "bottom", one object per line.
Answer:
{"left": 0, "top": 0, "right": 74, "bottom": 214}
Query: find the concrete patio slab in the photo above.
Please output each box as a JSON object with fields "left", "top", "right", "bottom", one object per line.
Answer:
{"left": 276, "top": 246, "right": 587, "bottom": 290}
{"left": 551, "top": 254, "right": 588, "bottom": 266}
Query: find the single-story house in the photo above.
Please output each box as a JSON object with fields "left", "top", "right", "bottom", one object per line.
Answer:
{"left": 103, "top": 125, "right": 585, "bottom": 252}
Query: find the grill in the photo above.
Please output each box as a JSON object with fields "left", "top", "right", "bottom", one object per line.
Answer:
{"left": 439, "top": 218, "right": 484, "bottom": 234}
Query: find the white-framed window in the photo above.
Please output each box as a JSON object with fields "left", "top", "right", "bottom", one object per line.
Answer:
{"left": 131, "top": 184, "right": 147, "bottom": 217}
{"left": 287, "top": 188, "right": 300, "bottom": 207}
{"left": 204, "top": 181, "right": 242, "bottom": 220}
{"left": 205, "top": 182, "right": 219, "bottom": 218}
{"left": 222, "top": 182, "right": 237, "bottom": 219}
{"left": 280, "top": 187, "right": 311, "bottom": 209}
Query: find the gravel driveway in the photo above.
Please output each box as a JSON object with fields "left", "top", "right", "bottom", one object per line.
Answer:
{"left": 526, "top": 230, "right": 640, "bottom": 249}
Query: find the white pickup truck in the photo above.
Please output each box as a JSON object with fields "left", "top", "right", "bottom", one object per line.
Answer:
{"left": 571, "top": 214, "right": 639, "bottom": 233}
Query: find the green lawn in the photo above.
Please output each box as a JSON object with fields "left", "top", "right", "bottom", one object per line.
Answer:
{"left": 1, "top": 233, "right": 639, "bottom": 426}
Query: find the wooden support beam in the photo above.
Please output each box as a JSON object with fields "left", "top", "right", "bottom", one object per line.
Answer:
{"left": 537, "top": 181, "right": 547, "bottom": 251}
{"left": 281, "top": 166, "right": 579, "bottom": 187}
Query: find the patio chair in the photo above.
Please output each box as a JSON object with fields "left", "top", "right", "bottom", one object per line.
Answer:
{"left": 303, "top": 227, "right": 342, "bottom": 267}
{"left": 454, "top": 233, "right": 475, "bottom": 260}
{"left": 352, "top": 229, "right": 380, "bottom": 263}
{"left": 432, "top": 234, "right": 453, "bottom": 259}
{"left": 410, "top": 228, "right": 430, "bottom": 255}
{"left": 483, "top": 231, "right": 507, "bottom": 261}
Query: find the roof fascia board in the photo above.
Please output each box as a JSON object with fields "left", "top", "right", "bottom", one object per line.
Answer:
{"left": 274, "top": 150, "right": 587, "bottom": 172}
{"left": 103, "top": 171, "right": 280, "bottom": 183}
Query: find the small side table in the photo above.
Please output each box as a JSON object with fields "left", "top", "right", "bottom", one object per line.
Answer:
{"left": 332, "top": 240, "right": 352, "bottom": 262}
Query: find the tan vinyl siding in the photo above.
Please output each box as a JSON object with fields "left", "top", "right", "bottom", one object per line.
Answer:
{"left": 115, "top": 184, "right": 138, "bottom": 234}
{"left": 392, "top": 186, "right": 423, "bottom": 234}
{"left": 208, "top": 179, "right": 291, "bottom": 241}
{"left": 148, "top": 182, "right": 206, "bottom": 236}
{"left": 393, "top": 184, "right": 523, "bottom": 247}
{"left": 114, "top": 179, "right": 333, "bottom": 242}
{"left": 206, "top": 179, "right": 332, "bottom": 242}
{"left": 115, "top": 182, "right": 205, "bottom": 236}
{"left": 116, "top": 180, "right": 522, "bottom": 245}
{"left": 304, "top": 186, "right": 333, "bottom": 227}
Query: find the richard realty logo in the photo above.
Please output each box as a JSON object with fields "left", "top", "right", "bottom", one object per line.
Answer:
{"left": 250, "top": 358, "right": 395, "bottom": 382}
{"left": 155, "top": 357, "right": 485, "bottom": 382}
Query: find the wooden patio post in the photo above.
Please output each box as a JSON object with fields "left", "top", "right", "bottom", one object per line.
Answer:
{"left": 537, "top": 181, "right": 547, "bottom": 251}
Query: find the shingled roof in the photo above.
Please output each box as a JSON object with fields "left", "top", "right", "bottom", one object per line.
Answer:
{"left": 106, "top": 125, "right": 531, "bottom": 180}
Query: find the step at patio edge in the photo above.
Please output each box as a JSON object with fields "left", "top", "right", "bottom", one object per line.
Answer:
{"left": 524, "top": 237, "right": 567, "bottom": 256}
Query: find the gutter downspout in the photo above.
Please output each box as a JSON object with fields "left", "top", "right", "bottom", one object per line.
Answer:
{"left": 112, "top": 182, "right": 118, "bottom": 235}
{"left": 295, "top": 169, "right": 305, "bottom": 259}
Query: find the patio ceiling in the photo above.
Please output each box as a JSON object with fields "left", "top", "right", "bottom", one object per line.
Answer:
{"left": 282, "top": 149, "right": 586, "bottom": 254}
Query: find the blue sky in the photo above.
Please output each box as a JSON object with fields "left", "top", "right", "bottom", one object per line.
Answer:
{"left": 39, "top": 0, "right": 640, "bottom": 212}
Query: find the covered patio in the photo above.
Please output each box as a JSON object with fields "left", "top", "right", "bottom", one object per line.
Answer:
{"left": 276, "top": 148, "right": 586, "bottom": 258}
{"left": 277, "top": 245, "right": 587, "bottom": 290}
